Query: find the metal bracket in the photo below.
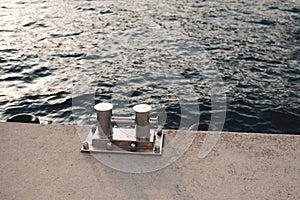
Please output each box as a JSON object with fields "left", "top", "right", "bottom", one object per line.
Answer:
{"left": 81, "top": 127, "right": 164, "bottom": 155}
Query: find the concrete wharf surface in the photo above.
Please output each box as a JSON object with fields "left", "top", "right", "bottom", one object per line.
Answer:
{"left": 0, "top": 122, "right": 299, "bottom": 200}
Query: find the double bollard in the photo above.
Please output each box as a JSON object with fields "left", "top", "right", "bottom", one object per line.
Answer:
{"left": 82, "top": 103, "right": 164, "bottom": 155}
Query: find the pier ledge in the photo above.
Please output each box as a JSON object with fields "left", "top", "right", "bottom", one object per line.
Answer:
{"left": 0, "top": 122, "right": 299, "bottom": 199}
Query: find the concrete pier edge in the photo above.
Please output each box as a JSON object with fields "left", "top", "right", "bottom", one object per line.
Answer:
{"left": 0, "top": 122, "right": 299, "bottom": 199}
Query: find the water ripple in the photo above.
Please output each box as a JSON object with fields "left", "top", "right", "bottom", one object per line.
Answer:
{"left": 0, "top": 0, "right": 299, "bottom": 133}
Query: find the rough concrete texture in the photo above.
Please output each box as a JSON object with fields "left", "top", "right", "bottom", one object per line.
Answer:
{"left": 0, "top": 122, "right": 299, "bottom": 200}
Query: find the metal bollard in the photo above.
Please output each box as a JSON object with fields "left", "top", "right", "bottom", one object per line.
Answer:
{"left": 133, "top": 104, "right": 152, "bottom": 140}
{"left": 94, "top": 103, "right": 113, "bottom": 138}
{"left": 82, "top": 103, "right": 164, "bottom": 155}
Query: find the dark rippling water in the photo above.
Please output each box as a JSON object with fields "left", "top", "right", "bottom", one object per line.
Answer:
{"left": 0, "top": 0, "right": 299, "bottom": 133}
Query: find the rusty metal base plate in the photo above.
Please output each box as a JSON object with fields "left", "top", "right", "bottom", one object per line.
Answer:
{"left": 81, "top": 127, "right": 164, "bottom": 155}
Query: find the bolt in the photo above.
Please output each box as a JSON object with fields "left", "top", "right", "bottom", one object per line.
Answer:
{"left": 91, "top": 126, "right": 97, "bottom": 134}
{"left": 156, "top": 128, "right": 162, "bottom": 137}
{"left": 83, "top": 142, "right": 89, "bottom": 150}
{"left": 154, "top": 144, "right": 160, "bottom": 153}
{"left": 130, "top": 142, "right": 137, "bottom": 152}
{"left": 106, "top": 141, "right": 113, "bottom": 150}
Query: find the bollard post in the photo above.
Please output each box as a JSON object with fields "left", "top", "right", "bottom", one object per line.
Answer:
{"left": 132, "top": 104, "right": 152, "bottom": 141}
{"left": 94, "top": 103, "right": 113, "bottom": 138}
